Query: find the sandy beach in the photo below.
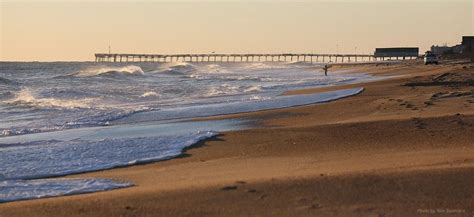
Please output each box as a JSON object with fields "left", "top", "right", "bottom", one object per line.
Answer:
{"left": 1, "top": 62, "right": 473, "bottom": 217}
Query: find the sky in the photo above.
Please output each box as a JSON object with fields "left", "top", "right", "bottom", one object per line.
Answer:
{"left": 1, "top": 0, "right": 473, "bottom": 61}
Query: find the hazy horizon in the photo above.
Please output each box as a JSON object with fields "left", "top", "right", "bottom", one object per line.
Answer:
{"left": 1, "top": 0, "right": 473, "bottom": 61}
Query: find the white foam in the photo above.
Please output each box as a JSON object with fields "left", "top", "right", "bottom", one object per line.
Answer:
{"left": 206, "top": 64, "right": 229, "bottom": 73}
{"left": 244, "top": 85, "right": 263, "bottom": 93}
{"left": 5, "top": 89, "right": 95, "bottom": 109}
{"left": 140, "top": 91, "right": 160, "bottom": 98}
{"left": 0, "top": 126, "right": 220, "bottom": 202}
{"left": 0, "top": 88, "right": 363, "bottom": 202}
{"left": 73, "top": 65, "right": 144, "bottom": 77}
{"left": 0, "top": 87, "right": 362, "bottom": 183}
{"left": 205, "top": 84, "right": 262, "bottom": 96}
{"left": 0, "top": 131, "right": 217, "bottom": 180}
{"left": 248, "top": 95, "right": 271, "bottom": 101}
{"left": 205, "top": 84, "right": 241, "bottom": 96}
{"left": 113, "top": 87, "right": 364, "bottom": 124}
{"left": 244, "top": 62, "right": 274, "bottom": 70}
{"left": 0, "top": 179, "right": 131, "bottom": 203}
{"left": 169, "top": 62, "right": 193, "bottom": 67}
{"left": 0, "top": 106, "right": 155, "bottom": 137}
{"left": 165, "top": 62, "right": 196, "bottom": 74}
{"left": 0, "top": 122, "right": 224, "bottom": 202}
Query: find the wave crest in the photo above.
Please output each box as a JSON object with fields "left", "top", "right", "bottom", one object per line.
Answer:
{"left": 71, "top": 65, "right": 144, "bottom": 77}
{"left": 4, "top": 89, "right": 95, "bottom": 109}
{"left": 205, "top": 84, "right": 262, "bottom": 96}
{"left": 205, "top": 64, "right": 229, "bottom": 73}
{"left": 244, "top": 62, "right": 274, "bottom": 70}
{"left": 163, "top": 62, "right": 197, "bottom": 74}
{"left": 140, "top": 91, "right": 160, "bottom": 98}
{"left": 244, "top": 85, "right": 263, "bottom": 93}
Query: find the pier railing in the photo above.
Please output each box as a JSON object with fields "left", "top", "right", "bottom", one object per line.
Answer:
{"left": 95, "top": 53, "right": 419, "bottom": 63}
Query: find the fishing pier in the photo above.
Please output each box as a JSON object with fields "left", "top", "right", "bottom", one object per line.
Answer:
{"left": 95, "top": 53, "right": 419, "bottom": 63}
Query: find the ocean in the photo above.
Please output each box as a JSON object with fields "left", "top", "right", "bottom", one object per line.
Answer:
{"left": 0, "top": 61, "right": 374, "bottom": 202}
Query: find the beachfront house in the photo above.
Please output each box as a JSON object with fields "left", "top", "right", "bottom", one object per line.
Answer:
{"left": 430, "top": 36, "right": 474, "bottom": 62}
{"left": 461, "top": 36, "right": 474, "bottom": 62}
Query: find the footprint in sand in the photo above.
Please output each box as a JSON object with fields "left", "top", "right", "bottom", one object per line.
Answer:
{"left": 221, "top": 180, "right": 248, "bottom": 191}
{"left": 220, "top": 185, "right": 238, "bottom": 191}
{"left": 247, "top": 189, "right": 258, "bottom": 193}
{"left": 412, "top": 118, "right": 427, "bottom": 129}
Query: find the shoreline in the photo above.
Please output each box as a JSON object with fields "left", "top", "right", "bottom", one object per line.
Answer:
{"left": 0, "top": 64, "right": 371, "bottom": 203}
{"left": 1, "top": 62, "right": 473, "bottom": 216}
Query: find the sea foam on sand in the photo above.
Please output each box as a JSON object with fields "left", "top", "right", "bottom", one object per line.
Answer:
{"left": 0, "top": 88, "right": 364, "bottom": 202}
{"left": 0, "top": 179, "right": 132, "bottom": 203}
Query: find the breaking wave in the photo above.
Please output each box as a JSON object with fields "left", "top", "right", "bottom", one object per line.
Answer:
{"left": 248, "top": 95, "right": 272, "bottom": 101}
{"left": 69, "top": 65, "right": 144, "bottom": 77}
{"left": 164, "top": 62, "right": 197, "bottom": 74}
{"left": 205, "top": 84, "right": 240, "bottom": 96}
{"left": 244, "top": 85, "right": 263, "bottom": 93}
{"left": 244, "top": 62, "right": 275, "bottom": 70}
{"left": 205, "top": 84, "right": 263, "bottom": 96}
{"left": 140, "top": 91, "right": 160, "bottom": 98}
{"left": 4, "top": 89, "right": 96, "bottom": 109}
{"left": 205, "top": 64, "right": 229, "bottom": 74}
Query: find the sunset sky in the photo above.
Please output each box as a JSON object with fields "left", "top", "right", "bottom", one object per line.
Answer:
{"left": 1, "top": 0, "right": 472, "bottom": 61}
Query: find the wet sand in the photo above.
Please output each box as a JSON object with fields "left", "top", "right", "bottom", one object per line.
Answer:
{"left": 1, "top": 62, "right": 473, "bottom": 217}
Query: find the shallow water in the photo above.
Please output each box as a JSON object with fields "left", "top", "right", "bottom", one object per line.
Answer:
{"left": 0, "top": 179, "right": 131, "bottom": 203}
{"left": 0, "top": 62, "right": 373, "bottom": 136}
{"left": 0, "top": 61, "right": 375, "bottom": 202}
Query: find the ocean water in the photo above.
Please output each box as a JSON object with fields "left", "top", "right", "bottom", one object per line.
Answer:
{"left": 0, "top": 61, "right": 374, "bottom": 202}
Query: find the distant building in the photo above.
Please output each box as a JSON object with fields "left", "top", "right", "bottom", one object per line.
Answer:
{"left": 431, "top": 36, "right": 473, "bottom": 56}
{"left": 461, "top": 36, "right": 474, "bottom": 51}
{"left": 429, "top": 36, "right": 474, "bottom": 62}
{"left": 462, "top": 36, "right": 474, "bottom": 62}
{"left": 431, "top": 44, "right": 464, "bottom": 55}
{"left": 462, "top": 36, "right": 474, "bottom": 54}
{"left": 374, "top": 47, "right": 419, "bottom": 58}
{"left": 431, "top": 45, "right": 452, "bottom": 55}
